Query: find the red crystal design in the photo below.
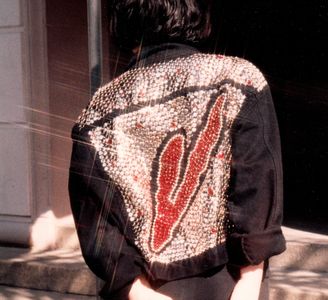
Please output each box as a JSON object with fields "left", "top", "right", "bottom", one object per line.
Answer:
{"left": 151, "top": 95, "right": 224, "bottom": 252}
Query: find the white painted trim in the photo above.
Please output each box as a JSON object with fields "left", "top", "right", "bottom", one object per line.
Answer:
{"left": 0, "top": 215, "right": 31, "bottom": 222}
{"left": 0, "top": 26, "right": 24, "bottom": 33}
{"left": 0, "top": 219, "right": 31, "bottom": 246}
{"left": 26, "top": 0, "right": 51, "bottom": 219}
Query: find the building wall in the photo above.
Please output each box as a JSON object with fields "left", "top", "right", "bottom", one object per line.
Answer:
{"left": 46, "top": 0, "right": 89, "bottom": 218}
{"left": 0, "top": 0, "right": 33, "bottom": 245}
{"left": 0, "top": 0, "right": 90, "bottom": 250}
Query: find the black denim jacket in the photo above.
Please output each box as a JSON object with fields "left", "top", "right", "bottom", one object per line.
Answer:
{"left": 69, "top": 43, "right": 286, "bottom": 299}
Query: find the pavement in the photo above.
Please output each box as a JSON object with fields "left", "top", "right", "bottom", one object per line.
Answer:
{"left": 0, "top": 226, "right": 327, "bottom": 300}
{"left": 0, "top": 286, "right": 95, "bottom": 300}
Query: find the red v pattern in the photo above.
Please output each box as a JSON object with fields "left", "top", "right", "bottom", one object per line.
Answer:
{"left": 151, "top": 95, "right": 225, "bottom": 252}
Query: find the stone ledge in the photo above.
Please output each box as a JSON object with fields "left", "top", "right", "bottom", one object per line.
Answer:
{"left": 0, "top": 285, "right": 96, "bottom": 300}
{"left": 270, "top": 227, "right": 328, "bottom": 272}
{"left": 0, "top": 248, "right": 97, "bottom": 296}
{"left": 270, "top": 269, "right": 328, "bottom": 300}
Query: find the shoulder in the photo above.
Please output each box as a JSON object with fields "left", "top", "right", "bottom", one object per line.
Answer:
{"left": 228, "top": 56, "right": 268, "bottom": 92}
{"left": 190, "top": 53, "right": 268, "bottom": 93}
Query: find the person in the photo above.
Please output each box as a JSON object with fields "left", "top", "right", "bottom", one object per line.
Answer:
{"left": 68, "top": 1, "right": 286, "bottom": 299}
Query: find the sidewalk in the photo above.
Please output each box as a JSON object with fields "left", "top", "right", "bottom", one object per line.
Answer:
{"left": 0, "top": 286, "right": 95, "bottom": 300}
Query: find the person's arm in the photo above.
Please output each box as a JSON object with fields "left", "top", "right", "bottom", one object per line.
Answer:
{"left": 227, "top": 79, "right": 286, "bottom": 268}
{"left": 69, "top": 126, "right": 144, "bottom": 299}
{"left": 230, "top": 262, "right": 264, "bottom": 300}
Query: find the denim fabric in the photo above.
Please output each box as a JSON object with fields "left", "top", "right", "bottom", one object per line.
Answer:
{"left": 69, "top": 43, "right": 285, "bottom": 299}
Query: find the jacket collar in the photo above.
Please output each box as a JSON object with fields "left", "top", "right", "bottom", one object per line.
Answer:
{"left": 127, "top": 43, "right": 199, "bottom": 70}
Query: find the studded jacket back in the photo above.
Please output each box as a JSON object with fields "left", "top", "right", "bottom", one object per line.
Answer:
{"left": 69, "top": 43, "right": 286, "bottom": 298}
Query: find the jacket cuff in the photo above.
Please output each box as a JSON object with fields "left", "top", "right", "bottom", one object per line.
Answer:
{"left": 227, "top": 228, "right": 286, "bottom": 266}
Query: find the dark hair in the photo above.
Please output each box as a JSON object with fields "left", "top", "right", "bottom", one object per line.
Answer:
{"left": 108, "top": 0, "right": 212, "bottom": 49}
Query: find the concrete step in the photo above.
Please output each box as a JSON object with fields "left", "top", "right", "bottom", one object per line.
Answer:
{"left": 0, "top": 247, "right": 97, "bottom": 296}
{"left": 270, "top": 269, "right": 328, "bottom": 300}
{"left": 0, "top": 227, "right": 327, "bottom": 299}
{"left": 270, "top": 227, "right": 328, "bottom": 300}
{"left": 0, "top": 285, "right": 96, "bottom": 300}
{"left": 270, "top": 227, "right": 328, "bottom": 272}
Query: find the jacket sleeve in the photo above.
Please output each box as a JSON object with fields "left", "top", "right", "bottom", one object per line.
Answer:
{"left": 68, "top": 126, "right": 144, "bottom": 299}
{"left": 226, "top": 84, "right": 286, "bottom": 266}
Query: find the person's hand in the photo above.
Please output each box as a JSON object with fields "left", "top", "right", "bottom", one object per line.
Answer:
{"left": 128, "top": 275, "right": 173, "bottom": 300}
{"left": 230, "top": 262, "right": 264, "bottom": 300}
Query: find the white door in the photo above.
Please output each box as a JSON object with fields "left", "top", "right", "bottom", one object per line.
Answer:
{"left": 0, "top": 0, "right": 49, "bottom": 245}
